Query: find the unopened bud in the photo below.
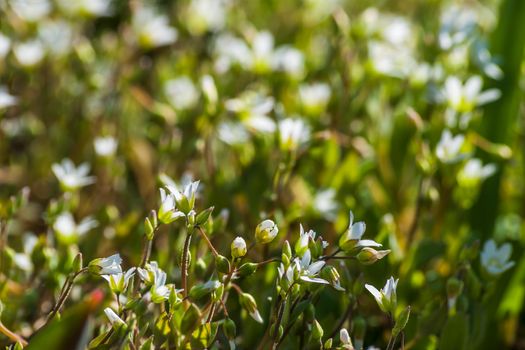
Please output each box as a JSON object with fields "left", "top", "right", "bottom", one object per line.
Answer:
{"left": 255, "top": 219, "right": 279, "bottom": 244}
{"left": 231, "top": 237, "right": 247, "bottom": 258}
{"left": 236, "top": 263, "right": 258, "bottom": 278}
{"left": 356, "top": 248, "right": 390, "bottom": 265}
{"left": 392, "top": 306, "right": 411, "bottom": 337}
{"left": 215, "top": 254, "right": 230, "bottom": 274}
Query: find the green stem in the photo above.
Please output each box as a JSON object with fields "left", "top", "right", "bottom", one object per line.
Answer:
{"left": 181, "top": 231, "right": 193, "bottom": 298}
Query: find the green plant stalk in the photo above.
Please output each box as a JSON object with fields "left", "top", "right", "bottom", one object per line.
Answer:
{"left": 46, "top": 268, "right": 88, "bottom": 323}
{"left": 181, "top": 231, "right": 193, "bottom": 298}
{"left": 0, "top": 321, "right": 28, "bottom": 347}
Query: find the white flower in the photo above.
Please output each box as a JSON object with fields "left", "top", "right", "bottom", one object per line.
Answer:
{"left": 231, "top": 237, "right": 247, "bottom": 258}
{"left": 278, "top": 118, "right": 310, "bottom": 150}
{"left": 458, "top": 158, "right": 496, "bottom": 185}
{"left": 102, "top": 267, "right": 136, "bottom": 294}
{"left": 340, "top": 328, "right": 353, "bottom": 349}
{"left": 166, "top": 180, "right": 200, "bottom": 214}
{"left": 217, "top": 121, "right": 250, "bottom": 145}
{"left": 104, "top": 307, "right": 126, "bottom": 326}
{"left": 435, "top": 130, "right": 465, "bottom": 163}
{"left": 442, "top": 76, "right": 501, "bottom": 113}
{"left": 158, "top": 188, "right": 185, "bottom": 224}
{"left": 52, "top": 158, "right": 96, "bottom": 191}
{"left": 255, "top": 219, "right": 279, "bottom": 244}
{"left": 53, "top": 212, "right": 98, "bottom": 244}
{"left": 438, "top": 5, "right": 477, "bottom": 50}
{"left": 138, "top": 263, "right": 171, "bottom": 303}
{"left": 133, "top": 7, "right": 178, "bottom": 49}
{"left": 313, "top": 188, "right": 338, "bottom": 220}
{"left": 38, "top": 20, "right": 74, "bottom": 57}
{"left": 10, "top": 0, "right": 51, "bottom": 21}
{"left": 13, "top": 40, "right": 46, "bottom": 67}
{"left": 299, "top": 83, "right": 331, "bottom": 114}
{"left": 365, "top": 276, "right": 398, "bottom": 313}
{"left": 272, "top": 46, "right": 305, "bottom": 77}
{"left": 0, "top": 33, "right": 11, "bottom": 59}
{"left": 90, "top": 254, "right": 123, "bottom": 275}
{"left": 213, "top": 34, "right": 251, "bottom": 73}
{"left": 94, "top": 136, "right": 118, "bottom": 157}
{"left": 295, "top": 224, "right": 327, "bottom": 257}
{"left": 0, "top": 86, "right": 17, "bottom": 109}
{"left": 164, "top": 77, "right": 199, "bottom": 110}
{"left": 481, "top": 240, "right": 514, "bottom": 276}
{"left": 339, "top": 211, "right": 381, "bottom": 251}
{"left": 57, "top": 0, "right": 112, "bottom": 17}
{"left": 296, "top": 249, "right": 329, "bottom": 285}
{"left": 225, "top": 90, "right": 276, "bottom": 133}
{"left": 186, "top": 0, "right": 229, "bottom": 35}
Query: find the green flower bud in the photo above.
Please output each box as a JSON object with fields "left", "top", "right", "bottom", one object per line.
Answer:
{"left": 215, "top": 254, "right": 231, "bottom": 274}
{"left": 71, "top": 252, "right": 83, "bottom": 274}
{"left": 255, "top": 219, "right": 279, "bottom": 244}
{"left": 392, "top": 306, "right": 411, "bottom": 337}
{"left": 236, "top": 263, "right": 257, "bottom": 278}
{"left": 231, "top": 237, "right": 247, "bottom": 258}
{"left": 312, "top": 319, "right": 324, "bottom": 340}
{"left": 189, "top": 280, "right": 221, "bottom": 300}
{"left": 144, "top": 217, "right": 154, "bottom": 241}
{"left": 270, "top": 324, "right": 283, "bottom": 339}
{"left": 180, "top": 303, "right": 202, "bottom": 334}
{"left": 223, "top": 318, "right": 236, "bottom": 340}
{"left": 239, "top": 293, "right": 263, "bottom": 323}
{"left": 196, "top": 206, "right": 214, "bottom": 226}
{"left": 324, "top": 338, "right": 333, "bottom": 349}
{"left": 282, "top": 240, "right": 292, "bottom": 260}
{"left": 356, "top": 248, "right": 390, "bottom": 265}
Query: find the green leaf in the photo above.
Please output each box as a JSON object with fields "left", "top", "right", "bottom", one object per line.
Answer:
{"left": 438, "top": 313, "right": 469, "bottom": 350}
{"left": 191, "top": 322, "right": 218, "bottom": 348}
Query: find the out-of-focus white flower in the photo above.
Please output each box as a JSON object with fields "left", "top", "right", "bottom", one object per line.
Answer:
{"left": 481, "top": 240, "right": 514, "bottom": 276}
{"left": 365, "top": 276, "right": 398, "bottom": 313}
{"left": 225, "top": 91, "right": 276, "bottom": 133}
{"left": 435, "top": 130, "right": 465, "bottom": 163}
{"left": 94, "top": 136, "right": 118, "bottom": 157}
{"left": 10, "top": 0, "right": 51, "bottom": 21}
{"left": 231, "top": 236, "right": 247, "bottom": 258}
{"left": 299, "top": 83, "right": 331, "bottom": 114}
{"left": 278, "top": 118, "right": 310, "bottom": 150}
{"left": 52, "top": 158, "right": 96, "bottom": 191}
{"left": 89, "top": 254, "right": 122, "bottom": 275}
{"left": 213, "top": 34, "right": 251, "bottom": 73}
{"left": 304, "top": 0, "right": 341, "bottom": 23}
{"left": 313, "top": 188, "right": 338, "bottom": 220}
{"left": 13, "top": 40, "right": 46, "bottom": 67}
{"left": 102, "top": 267, "right": 136, "bottom": 294}
{"left": 104, "top": 307, "right": 125, "bottom": 326}
{"left": 250, "top": 31, "right": 275, "bottom": 73}
{"left": 255, "top": 219, "right": 278, "bottom": 244}
{"left": 164, "top": 77, "right": 199, "bottom": 110}
{"left": 457, "top": 158, "right": 496, "bottom": 186}
{"left": 340, "top": 328, "right": 353, "bottom": 349}
{"left": 217, "top": 121, "right": 249, "bottom": 145}
{"left": 57, "top": 0, "right": 112, "bottom": 17}
{"left": 200, "top": 75, "right": 218, "bottom": 106}
{"left": 442, "top": 76, "right": 501, "bottom": 113}
{"left": 473, "top": 41, "right": 503, "bottom": 80}
{"left": 133, "top": 7, "right": 178, "bottom": 49}
{"left": 0, "top": 33, "right": 11, "bottom": 59}
{"left": 438, "top": 5, "right": 477, "bottom": 50}
{"left": 38, "top": 20, "right": 74, "bottom": 57}
{"left": 368, "top": 41, "right": 417, "bottom": 78}
{"left": 53, "top": 212, "right": 98, "bottom": 244}
{"left": 186, "top": 0, "right": 229, "bottom": 35}
{"left": 0, "top": 86, "right": 17, "bottom": 109}
{"left": 339, "top": 211, "right": 381, "bottom": 251}
{"left": 272, "top": 46, "right": 305, "bottom": 77}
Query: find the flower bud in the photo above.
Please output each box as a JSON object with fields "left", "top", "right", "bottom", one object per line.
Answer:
{"left": 223, "top": 317, "right": 236, "bottom": 340}
{"left": 255, "top": 219, "right": 279, "bottom": 244}
{"left": 104, "top": 307, "right": 126, "bottom": 329}
{"left": 215, "top": 254, "right": 231, "bottom": 274}
{"left": 181, "top": 303, "right": 202, "bottom": 334}
{"left": 239, "top": 293, "right": 263, "bottom": 323}
{"left": 189, "top": 280, "right": 221, "bottom": 300}
{"left": 312, "top": 319, "right": 324, "bottom": 340}
{"left": 236, "top": 263, "right": 258, "bottom": 278}
{"left": 392, "top": 306, "right": 411, "bottom": 337}
{"left": 324, "top": 338, "right": 333, "bottom": 349}
{"left": 282, "top": 240, "right": 292, "bottom": 260}
{"left": 231, "top": 237, "right": 247, "bottom": 258}
{"left": 353, "top": 317, "right": 366, "bottom": 349}
{"left": 339, "top": 328, "right": 353, "bottom": 348}
{"left": 196, "top": 206, "right": 214, "bottom": 226}
{"left": 144, "top": 217, "right": 155, "bottom": 241}
{"left": 71, "top": 252, "right": 83, "bottom": 274}
{"left": 356, "top": 248, "right": 390, "bottom": 265}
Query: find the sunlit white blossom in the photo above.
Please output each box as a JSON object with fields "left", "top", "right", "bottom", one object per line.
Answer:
{"left": 365, "top": 276, "right": 398, "bottom": 313}
{"left": 186, "top": 0, "right": 229, "bottom": 35}
{"left": 458, "top": 158, "right": 496, "bottom": 185}
{"left": 299, "top": 83, "right": 331, "bottom": 114}
{"left": 339, "top": 211, "right": 381, "bottom": 251}
{"left": 102, "top": 267, "right": 136, "bottom": 294}
{"left": 57, "top": 0, "right": 112, "bottom": 17}
{"left": 278, "top": 118, "right": 310, "bottom": 150}
{"left": 104, "top": 307, "right": 125, "bottom": 326}
{"left": 442, "top": 76, "right": 501, "bottom": 113}
{"left": 225, "top": 91, "right": 276, "bottom": 133}
{"left": 38, "top": 20, "right": 74, "bottom": 57}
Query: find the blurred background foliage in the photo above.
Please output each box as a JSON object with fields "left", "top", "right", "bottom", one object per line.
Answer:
{"left": 0, "top": 0, "right": 524, "bottom": 349}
